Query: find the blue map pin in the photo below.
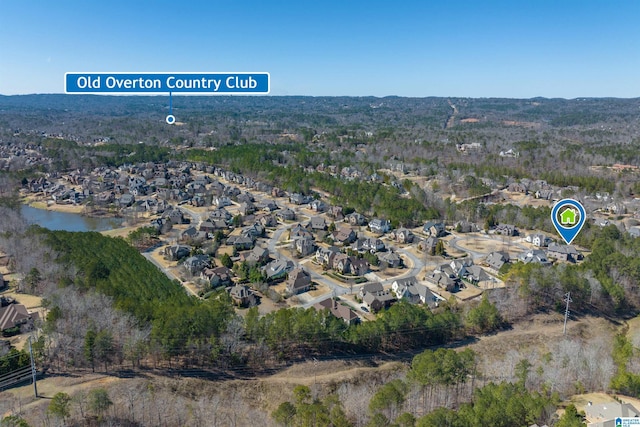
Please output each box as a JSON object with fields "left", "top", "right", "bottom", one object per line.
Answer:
{"left": 551, "top": 198, "right": 586, "bottom": 245}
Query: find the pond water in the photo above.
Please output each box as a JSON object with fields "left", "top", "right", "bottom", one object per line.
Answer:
{"left": 20, "top": 204, "right": 124, "bottom": 232}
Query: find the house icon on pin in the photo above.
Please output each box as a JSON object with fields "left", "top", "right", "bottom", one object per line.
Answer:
{"left": 560, "top": 208, "right": 578, "bottom": 226}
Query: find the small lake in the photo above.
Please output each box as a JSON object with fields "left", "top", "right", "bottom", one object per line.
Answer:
{"left": 20, "top": 205, "right": 124, "bottom": 232}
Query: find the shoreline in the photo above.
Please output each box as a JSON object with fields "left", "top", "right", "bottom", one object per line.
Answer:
{"left": 22, "top": 196, "right": 122, "bottom": 219}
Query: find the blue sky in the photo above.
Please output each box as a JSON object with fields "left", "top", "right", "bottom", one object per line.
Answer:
{"left": 1, "top": 0, "right": 639, "bottom": 98}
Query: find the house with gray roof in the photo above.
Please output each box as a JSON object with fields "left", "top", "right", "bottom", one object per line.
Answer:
{"left": 362, "top": 288, "right": 396, "bottom": 312}
{"left": 263, "top": 258, "right": 294, "bottom": 281}
{"left": 379, "top": 251, "right": 401, "bottom": 268}
{"left": 286, "top": 268, "right": 312, "bottom": 295}
{"left": 276, "top": 208, "right": 296, "bottom": 222}
{"left": 226, "top": 235, "right": 255, "bottom": 250}
{"left": 358, "top": 282, "right": 384, "bottom": 300}
{"left": 228, "top": 284, "right": 256, "bottom": 308}
{"left": 295, "top": 237, "right": 316, "bottom": 257}
{"left": 425, "top": 264, "right": 462, "bottom": 292}
{"left": 529, "top": 233, "right": 550, "bottom": 247}
{"left": 369, "top": 218, "right": 390, "bottom": 234}
{"left": 547, "top": 244, "right": 582, "bottom": 262}
{"left": 346, "top": 212, "right": 367, "bottom": 226}
{"left": 392, "top": 277, "right": 438, "bottom": 306}
{"left": 423, "top": 221, "right": 446, "bottom": 237}
{"left": 309, "top": 216, "right": 327, "bottom": 231}
{"left": 518, "top": 249, "right": 551, "bottom": 266}
{"left": 200, "top": 266, "right": 233, "bottom": 288}
{"left": 585, "top": 401, "right": 640, "bottom": 427}
{"left": 495, "top": 223, "right": 518, "bottom": 236}
{"left": 485, "top": 251, "right": 509, "bottom": 273}
{"left": 183, "top": 254, "right": 210, "bottom": 275}
{"left": 164, "top": 244, "right": 190, "bottom": 261}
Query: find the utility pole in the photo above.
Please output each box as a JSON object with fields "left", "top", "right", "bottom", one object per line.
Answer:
{"left": 27, "top": 336, "right": 38, "bottom": 397}
{"left": 563, "top": 292, "right": 572, "bottom": 335}
{"left": 313, "top": 358, "right": 318, "bottom": 399}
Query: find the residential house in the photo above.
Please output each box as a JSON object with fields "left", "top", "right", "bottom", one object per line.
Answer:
{"left": 276, "top": 208, "right": 296, "bottom": 222}
{"left": 391, "top": 228, "right": 415, "bottom": 243}
{"left": 118, "top": 193, "right": 135, "bottom": 208}
{"left": 309, "top": 200, "right": 327, "bottom": 212}
{"left": 418, "top": 236, "right": 439, "bottom": 255}
{"left": 495, "top": 224, "right": 518, "bottom": 236}
{"left": 309, "top": 216, "right": 327, "bottom": 231}
{"left": 508, "top": 182, "right": 528, "bottom": 193}
{"left": 547, "top": 244, "right": 582, "bottom": 262}
{"left": 213, "top": 196, "right": 232, "bottom": 208}
{"left": 423, "top": 221, "right": 446, "bottom": 237}
{"left": 349, "top": 257, "right": 369, "bottom": 276}
{"left": 199, "top": 221, "right": 218, "bottom": 234}
{"left": 392, "top": 277, "right": 438, "bottom": 306}
{"left": 518, "top": 249, "right": 551, "bottom": 266}
{"left": 239, "top": 201, "right": 256, "bottom": 216}
{"left": 164, "top": 244, "right": 190, "bottom": 261}
{"left": 290, "top": 224, "right": 314, "bottom": 241}
{"left": 263, "top": 258, "right": 294, "bottom": 281}
{"left": 261, "top": 201, "right": 279, "bottom": 212}
{"left": 162, "top": 207, "right": 186, "bottom": 225}
{"left": 359, "top": 282, "right": 384, "bottom": 299}
{"left": 369, "top": 218, "right": 391, "bottom": 234}
{"left": 286, "top": 268, "right": 312, "bottom": 295}
{"left": 257, "top": 214, "right": 278, "bottom": 228}
{"left": 180, "top": 226, "right": 205, "bottom": 242}
{"left": 459, "top": 265, "right": 493, "bottom": 286}
{"left": 183, "top": 255, "right": 210, "bottom": 275}
{"left": 628, "top": 225, "right": 640, "bottom": 238}
{"left": 327, "top": 206, "right": 344, "bottom": 220}
{"left": 295, "top": 237, "right": 316, "bottom": 257}
{"left": 236, "top": 192, "right": 254, "bottom": 204}
{"left": 425, "top": 264, "right": 462, "bottom": 293}
{"left": 0, "top": 303, "right": 36, "bottom": 331}
{"left": 352, "top": 237, "right": 385, "bottom": 253}
{"left": 360, "top": 284, "right": 396, "bottom": 312}
{"left": 200, "top": 266, "right": 233, "bottom": 288}
{"left": 485, "top": 251, "right": 510, "bottom": 273}
{"left": 346, "top": 212, "right": 367, "bottom": 226}
{"left": 289, "top": 193, "right": 311, "bottom": 205}
{"left": 527, "top": 233, "right": 550, "bottom": 247}
{"left": 228, "top": 284, "right": 256, "bottom": 307}
{"left": 329, "top": 227, "right": 356, "bottom": 246}
{"left": 585, "top": 402, "right": 640, "bottom": 427}
{"left": 378, "top": 251, "right": 401, "bottom": 268}
{"left": 316, "top": 246, "right": 340, "bottom": 267}
{"left": 535, "top": 189, "right": 554, "bottom": 200}
{"left": 314, "top": 298, "right": 359, "bottom": 325}
{"left": 332, "top": 253, "right": 350, "bottom": 274}
{"left": 210, "top": 208, "right": 232, "bottom": 223}
{"left": 226, "top": 235, "right": 255, "bottom": 250}
{"left": 455, "top": 221, "right": 480, "bottom": 233}
{"left": 246, "top": 246, "right": 270, "bottom": 265}
{"left": 242, "top": 223, "right": 265, "bottom": 239}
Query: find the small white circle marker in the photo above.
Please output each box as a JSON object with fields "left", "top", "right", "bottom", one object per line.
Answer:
{"left": 165, "top": 114, "right": 176, "bottom": 125}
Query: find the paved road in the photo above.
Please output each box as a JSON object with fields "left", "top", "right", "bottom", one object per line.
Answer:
{"left": 178, "top": 205, "right": 202, "bottom": 226}
{"left": 267, "top": 223, "right": 353, "bottom": 308}
{"left": 448, "top": 234, "right": 528, "bottom": 260}
{"left": 142, "top": 250, "right": 199, "bottom": 298}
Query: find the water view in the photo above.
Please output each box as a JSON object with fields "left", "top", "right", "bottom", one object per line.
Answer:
{"left": 20, "top": 204, "right": 124, "bottom": 232}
